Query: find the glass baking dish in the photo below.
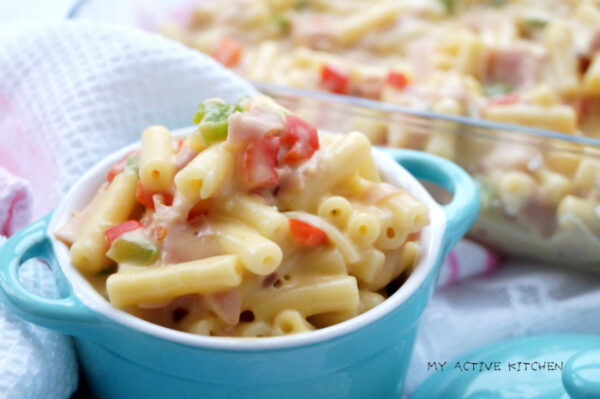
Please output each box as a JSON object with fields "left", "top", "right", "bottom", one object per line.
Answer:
{"left": 70, "top": 0, "right": 600, "bottom": 267}
{"left": 253, "top": 82, "right": 600, "bottom": 267}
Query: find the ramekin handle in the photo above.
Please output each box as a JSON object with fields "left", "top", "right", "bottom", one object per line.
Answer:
{"left": 0, "top": 214, "right": 97, "bottom": 334}
{"left": 381, "top": 148, "right": 480, "bottom": 256}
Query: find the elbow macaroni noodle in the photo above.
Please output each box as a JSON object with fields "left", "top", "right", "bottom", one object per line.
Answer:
{"left": 57, "top": 96, "right": 429, "bottom": 337}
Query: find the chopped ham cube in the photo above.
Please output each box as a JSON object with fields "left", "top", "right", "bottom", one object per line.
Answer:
{"left": 175, "top": 145, "right": 198, "bottom": 172}
{"left": 351, "top": 77, "right": 385, "bottom": 99}
{"left": 227, "top": 105, "right": 285, "bottom": 144}
{"left": 589, "top": 32, "right": 600, "bottom": 54}
{"left": 484, "top": 47, "right": 541, "bottom": 89}
{"left": 206, "top": 290, "right": 241, "bottom": 325}
{"left": 290, "top": 15, "right": 336, "bottom": 50}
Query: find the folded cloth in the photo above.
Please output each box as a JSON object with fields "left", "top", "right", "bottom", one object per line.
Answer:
{"left": 0, "top": 167, "right": 32, "bottom": 236}
{"left": 0, "top": 21, "right": 259, "bottom": 219}
{"left": 0, "top": 169, "right": 77, "bottom": 399}
{"left": 437, "top": 239, "right": 498, "bottom": 287}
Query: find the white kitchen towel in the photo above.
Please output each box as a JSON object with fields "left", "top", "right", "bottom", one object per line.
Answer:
{"left": 0, "top": 169, "right": 77, "bottom": 399}
{"left": 0, "top": 21, "right": 258, "bottom": 219}
{"left": 0, "top": 20, "right": 258, "bottom": 399}
{"left": 437, "top": 239, "right": 498, "bottom": 287}
{"left": 0, "top": 249, "right": 79, "bottom": 399}
{"left": 404, "top": 258, "right": 600, "bottom": 394}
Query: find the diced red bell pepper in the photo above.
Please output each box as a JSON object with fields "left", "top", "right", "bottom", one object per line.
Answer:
{"left": 289, "top": 219, "right": 328, "bottom": 247}
{"left": 321, "top": 64, "right": 350, "bottom": 94}
{"left": 387, "top": 71, "right": 409, "bottom": 90}
{"left": 136, "top": 181, "right": 155, "bottom": 209}
{"left": 281, "top": 115, "right": 319, "bottom": 164}
{"left": 487, "top": 93, "right": 520, "bottom": 106}
{"left": 107, "top": 150, "right": 138, "bottom": 183}
{"left": 105, "top": 220, "right": 143, "bottom": 244}
{"left": 241, "top": 135, "right": 281, "bottom": 189}
{"left": 211, "top": 38, "right": 243, "bottom": 68}
{"left": 136, "top": 181, "right": 173, "bottom": 210}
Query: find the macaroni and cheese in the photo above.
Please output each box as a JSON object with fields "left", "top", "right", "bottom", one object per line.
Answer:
{"left": 56, "top": 96, "right": 429, "bottom": 337}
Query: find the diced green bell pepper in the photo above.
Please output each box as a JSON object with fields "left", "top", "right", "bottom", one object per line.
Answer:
{"left": 484, "top": 83, "right": 514, "bottom": 97}
{"left": 272, "top": 14, "right": 290, "bottom": 33}
{"left": 523, "top": 18, "right": 547, "bottom": 30}
{"left": 438, "top": 0, "right": 455, "bottom": 14}
{"left": 125, "top": 154, "right": 140, "bottom": 175}
{"left": 476, "top": 177, "right": 493, "bottom": 211}
{"left": 193, "top": 100, "right": 223, "bottom": 124}
{"left": 192, "top": 100, "right": 243, "bottom": 145}
{"left": 107, "top": 236, "right": 159, "bottom": 265}
{"left": 295, "top": 0, "right": 308, "bottom": 10}
{"left": 487, "top": 0, "right": 507, "bottom": 7}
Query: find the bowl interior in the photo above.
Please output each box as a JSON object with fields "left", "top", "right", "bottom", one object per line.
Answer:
{"left": 47, "top": 126, "right": 446, "bottom": 350}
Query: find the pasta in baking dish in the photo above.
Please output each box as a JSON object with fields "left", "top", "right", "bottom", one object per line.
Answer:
{"left": 160, "top": 0, "right": 600, "bottom": 139}
{"left": 55, "top": 96, "right": 429, "bottom": 337}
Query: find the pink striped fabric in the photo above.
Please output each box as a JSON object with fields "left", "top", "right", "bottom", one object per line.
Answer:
{"left": 0, "top": 166, "right": 32, "bottom": 237}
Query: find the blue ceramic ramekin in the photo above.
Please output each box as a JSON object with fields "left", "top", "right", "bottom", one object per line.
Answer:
{"left": 0, "top": 130, "right": 478, "bottom": 399}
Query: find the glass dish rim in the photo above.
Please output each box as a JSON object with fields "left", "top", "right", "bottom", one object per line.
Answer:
{"left": 255, "top": 82, "right": 600, "bottom": 148}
